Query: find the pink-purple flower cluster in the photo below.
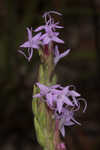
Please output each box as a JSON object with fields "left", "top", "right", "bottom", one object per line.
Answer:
{"left": 33, "top": 83, "right": 87, "bottom": 136}
{"left": 18, "top": 11, "right": 70, "bottom": 63}
{"left": 19, "top": 10, "right": 87, "bottom": 137}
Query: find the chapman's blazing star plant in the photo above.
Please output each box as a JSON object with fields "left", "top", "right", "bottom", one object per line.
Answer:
{"left": 18, "top": 11, "right": 87, "bottom": 150}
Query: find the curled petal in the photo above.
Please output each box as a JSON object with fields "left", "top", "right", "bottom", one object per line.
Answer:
{"left": 77, "top": 98, "right": 87, "bottom": 113}
{"left": 43, "top": 11, "right": 62, "bottom": 18}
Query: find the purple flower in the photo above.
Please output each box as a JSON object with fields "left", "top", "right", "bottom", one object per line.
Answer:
{"left": 33, "top": 82, "right": 61, "bottom": 93}
{"left": 51, "top": 89, "right": 74, "bottom": 113}
{"left": 35, "top": 24, "right": 64, "bottom": 45}
{"left": 40, "top": 29, "right": 64, "bottom": 45}
{"left": 54, "top": 45, "right": 71, "bottom": 65}
{"left": 18, "top": 28, "right": 41, "bottom": 61}
{"left": 33, "top": 82, "right": 87, "bottom": 136}
{"left": 18, "top": 11, "right": 70, "bottom": 59}
{"left": 35, "top": 11, "right": 63, "bottom": 32}
{"left": 33, "top": 83, "right": 61, "bottom": 102}
{"left": 52, "top": 85, "right": 81, "bottom": 113}
{"left": 33, "top": 83, "right": 50, "bottom": 97}
{"left": 33, "top": 83, "right": 86, "bottom": 113}
{"left": 34, "top": 11, "right": 64, "bottom": 45}
{"left": 57, "top": 108, "right": 80, "bottom": 136}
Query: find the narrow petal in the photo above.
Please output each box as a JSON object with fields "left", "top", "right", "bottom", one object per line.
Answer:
{"left": 54, "top": 32, "right": 59, "bottom": 36}
{"left": 59, "top": 49, "right": 70, "bottom": 59}
{"left": 60, "top": 126, "right": 65, "bottom": 136}
{"left": 32, "top": 32, "right": 42, "bottom": 41}
{"left": 57, "top": 99, "right": 63, "bottom": 113}
{"left": 71, "top": 90, "right": 80, "bottom": 97}
{"left": 40, "top": 33, "right": 47, "bottom": 40}
{"left": 55, "top": 25, "right": 64, "bottom": 29}
{"left": 63, "top": 96, "right": 74, "bottom": 106}
{"left": 20, "top": 41, "right": 31, "bottom": 48}
{"left": 28, "top": 48, "right": 33, "bottom": 61}
{"left": 54, "top": 48, "right": 71, "bottom": 65}
{"left": 46, "top": 93, "right": 53, "bottom": 106}
{"left": 54, "top": 45, "right": 59, "bottom": 57}
{"left": 54, "top": 57, "right": 59, "bottom": 65}
{"left": 62, "top": 86, "right": 69, "bottom": 94}
{"left": 52, "top": 22, "right": 64, "bottom": 29}
{"left": 72, "top": 96, "right": 79, "bottom": 106}
{"left": 34, "top": 26, "right": 45, "bottom": 32}
{"left": 27, "top": 27, "right": 32, "bottom": 42}
{"left": 52, "top": 36, "right": 64, "bottom": 44}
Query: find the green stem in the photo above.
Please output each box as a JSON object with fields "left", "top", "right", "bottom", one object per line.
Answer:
{"left": 32, "top": 46, "right": 64, "bottom": 150}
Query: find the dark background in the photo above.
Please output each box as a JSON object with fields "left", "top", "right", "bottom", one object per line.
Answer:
{"left": 0, "top": 0, "right": 100, "bottom": 150}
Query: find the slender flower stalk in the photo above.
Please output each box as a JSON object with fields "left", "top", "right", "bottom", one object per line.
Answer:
{"left": 18, "top": 10, "right": 87, "bottom": 150}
